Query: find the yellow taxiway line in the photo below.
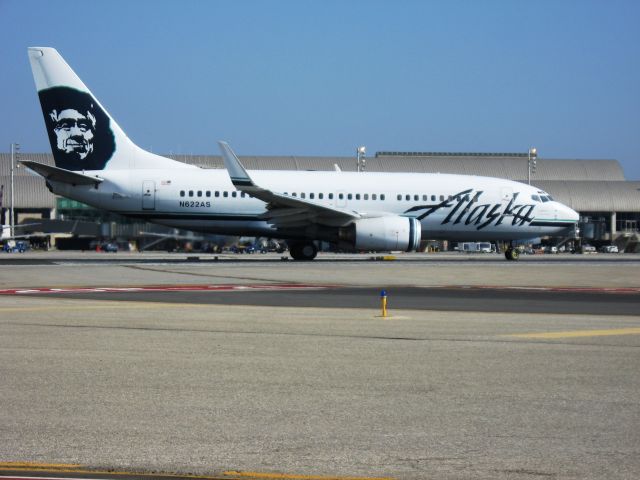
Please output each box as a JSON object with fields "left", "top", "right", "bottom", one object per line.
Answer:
{"left": 0, "top": 463, "right": 395, "bottom": 480}
{"left": 224, "top": 472, "right": 394, "bottom": 480}
{"left": 506, "top": 327, "right": 640, "bottom": 339}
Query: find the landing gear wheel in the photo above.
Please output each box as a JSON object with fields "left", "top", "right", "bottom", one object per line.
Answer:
{"left": 289, "top": 242, "right": 318, "bottom": 261}
{"left": 505, "top": 248, "right": 520, "bottom": 261}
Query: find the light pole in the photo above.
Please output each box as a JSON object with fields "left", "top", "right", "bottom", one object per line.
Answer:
{"left": 528, "top": 147, "right": 537, "bottom": 185}
{"left": 10, "top": 143, "right": 20, "bottom": 238}
{"left": 356, "top": 146, "right": 366, "bottom": 172}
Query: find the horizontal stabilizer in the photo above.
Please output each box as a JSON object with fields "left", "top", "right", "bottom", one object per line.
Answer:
{"left": 20, "top": 160, "right": 104, "bottom": 185}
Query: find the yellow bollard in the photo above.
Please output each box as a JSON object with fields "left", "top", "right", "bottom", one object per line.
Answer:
{"left": 380, "top": 289, "right": 388, "bottom": 318}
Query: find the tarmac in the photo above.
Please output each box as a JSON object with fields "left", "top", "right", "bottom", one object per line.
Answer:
{"left": 0, "top": 251, "right": 639, "bottom": 480}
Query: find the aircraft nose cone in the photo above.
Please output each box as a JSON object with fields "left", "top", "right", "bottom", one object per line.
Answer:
{"left": 563, "top": 205, "right": 580, "bottom": 222}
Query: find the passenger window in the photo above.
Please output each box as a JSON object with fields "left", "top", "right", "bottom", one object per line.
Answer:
{"left": 414, "top": 195, "right": 419, "bottom": 201}
{"left": 301, "top": 192, "right": 306, "bottom": 199}
{"left": 232, "top": 192, "right": 237, "bottom": 198}
{"left": 397, "top": 194, "right": 402, "bottom": 201}
{"left": 197, "top": 191, "right": 202, "bottom": 197}
{"left": 422, "top": 195, "right": 427, "bottom": 201}
{"left": 223, "top": 191, "right": 228, "bottom": 198}
{"left": 189, "top": 190, "right": 194, "bottom": 197}
{"left": 206, "top": 191, "right": 211, "bottom": 197}
{"left": 310, "top": 193, "right": 315, "bottom": 199}
{"left": 380, "top": 194, "right": 385, "bottom": 201}
{"left": 292, "top": 192, "right": 297, "bottom": 197}
{"left": 355, "top": 194, "right": 361, "bottom": 200}
{"left": 241, "top": 192, "right": 246, "bottom": 198}
{"left": 215, "top": 191, "right": 220, "bottom": 197}
{"left": 405, "top": 195, "right": 410, "bottom": 201}
{"left": 347, "top": 194, "right": 353, "bottom": 200}
{"left": 180, "top": 190, "right": 185, "bottom": 197}
{"left": 329, "top": 193, "right": 334, "bottom": 199}
{"left": 431, "top": 195, "right": 436, "bottom": 201}
{"left": 319, "top": 193, "right": 324, "bottom": 199}
{"left": 364, "top": 194, "right": 369, "bottom": 200}
{"left": 372, "top": 194, "right": 377, "bottom": 200}
{"left": 338, "top": 193, "right": 344, "bottom": 200}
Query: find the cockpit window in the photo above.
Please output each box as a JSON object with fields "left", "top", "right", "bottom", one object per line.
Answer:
{"left": 541, "top": 196, "right": 549, "bottom": 203}
{"left": 531, "top": 195, "right": 541, "bottom": 202}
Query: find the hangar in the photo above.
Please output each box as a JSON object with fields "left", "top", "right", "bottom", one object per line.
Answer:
{"left": 1, "top": 151, "right": 639, "bottom": 250}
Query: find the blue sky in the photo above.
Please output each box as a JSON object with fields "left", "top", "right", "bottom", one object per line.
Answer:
{"left": 2, "top": 0, "right": 639, "bottom": 179}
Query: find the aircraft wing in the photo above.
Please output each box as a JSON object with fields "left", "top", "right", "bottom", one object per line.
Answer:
{"left": 218, "top": 141, "right": 360, "bottom": 228}
{"left": 20, "top": 160, "right": 104, "bottom": 186}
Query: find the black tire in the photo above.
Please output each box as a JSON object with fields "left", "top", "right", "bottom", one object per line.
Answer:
{"left": 289, "top": 242, "right": 318, "bottom": 261}
{"left": 505, "top": 248, "right": 520, "bottom": 261}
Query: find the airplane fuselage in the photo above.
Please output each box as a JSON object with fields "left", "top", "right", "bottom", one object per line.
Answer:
{"left": 50, "top": 168, "right": 578, "bottom": 242}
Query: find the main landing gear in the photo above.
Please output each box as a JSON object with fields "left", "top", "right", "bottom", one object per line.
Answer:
{"left": 288, "top": 241, "right": 318, "bottom": 261}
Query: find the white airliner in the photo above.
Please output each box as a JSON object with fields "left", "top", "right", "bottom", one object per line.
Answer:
{"left": 24, "top": 47, "right": 579, "bottom": 260}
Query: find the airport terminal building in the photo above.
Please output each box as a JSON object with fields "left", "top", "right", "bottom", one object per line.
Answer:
{"left": 1, "top": 151, "right": 639, "bottom": 250}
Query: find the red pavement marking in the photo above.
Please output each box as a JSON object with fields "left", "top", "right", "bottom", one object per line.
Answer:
{"left": 0, "top": 477, "right": 102, "bottom": 480}
{"left": 0, "top": 284, "right": 332, "bottom": 295}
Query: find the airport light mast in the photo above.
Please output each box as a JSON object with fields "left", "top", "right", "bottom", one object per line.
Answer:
{"left": 10, "top": 143, "right": 20, "bottom": 239}
{"left": 528, "top": 147, "right": 537, "bottom": 185}
{"left": 356, "top": 146, "right": 366, "bottom": 172}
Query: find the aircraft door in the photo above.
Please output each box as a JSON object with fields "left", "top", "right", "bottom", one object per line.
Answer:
{"left": 142, "top": 180, "right": 156, "bottom": 210}
{"left": 501, "top": 187, "right": 513, "bottom": 206}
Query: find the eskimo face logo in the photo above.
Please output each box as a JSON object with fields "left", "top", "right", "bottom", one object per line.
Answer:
{"left": 39, "top": 86, "right": 115, "bottom": 171}
{"left": 50, "top": 108, "right": 96, "bottom": 159}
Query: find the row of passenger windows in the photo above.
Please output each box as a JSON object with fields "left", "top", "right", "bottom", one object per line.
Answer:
{"left": 179, "top": 190, "right": 467, "bottom": 202}
{"left": 180, "top": 190, "right": 249, "bottom": 198}
{"left": 283, "top": 192, "right": 386, "bottom": 201}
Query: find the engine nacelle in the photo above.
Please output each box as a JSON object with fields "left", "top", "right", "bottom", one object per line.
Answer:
{"left": 339, "top": 216, "right": 422, "bottom": 252}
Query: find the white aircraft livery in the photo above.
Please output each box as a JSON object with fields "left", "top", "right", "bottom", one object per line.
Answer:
{"left": 25, "top": 47, "right": 579, "bottom": 260}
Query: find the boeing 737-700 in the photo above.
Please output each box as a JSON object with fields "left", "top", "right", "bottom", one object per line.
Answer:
{"left": 23, "top": 47, "right": 579, "bottom": 260}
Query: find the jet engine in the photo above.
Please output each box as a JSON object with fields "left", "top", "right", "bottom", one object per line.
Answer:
{"left": 339, "top": 216, "right": 422, "bottom": 252}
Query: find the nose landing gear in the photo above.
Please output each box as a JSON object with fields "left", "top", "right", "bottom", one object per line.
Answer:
{"left": 504, "top": 247, "right": 520, "bottom": 261}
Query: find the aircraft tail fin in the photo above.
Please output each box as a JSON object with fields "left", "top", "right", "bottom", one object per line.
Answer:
{"left": 28, "top": 47, "right": 194, "bottom": 172}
